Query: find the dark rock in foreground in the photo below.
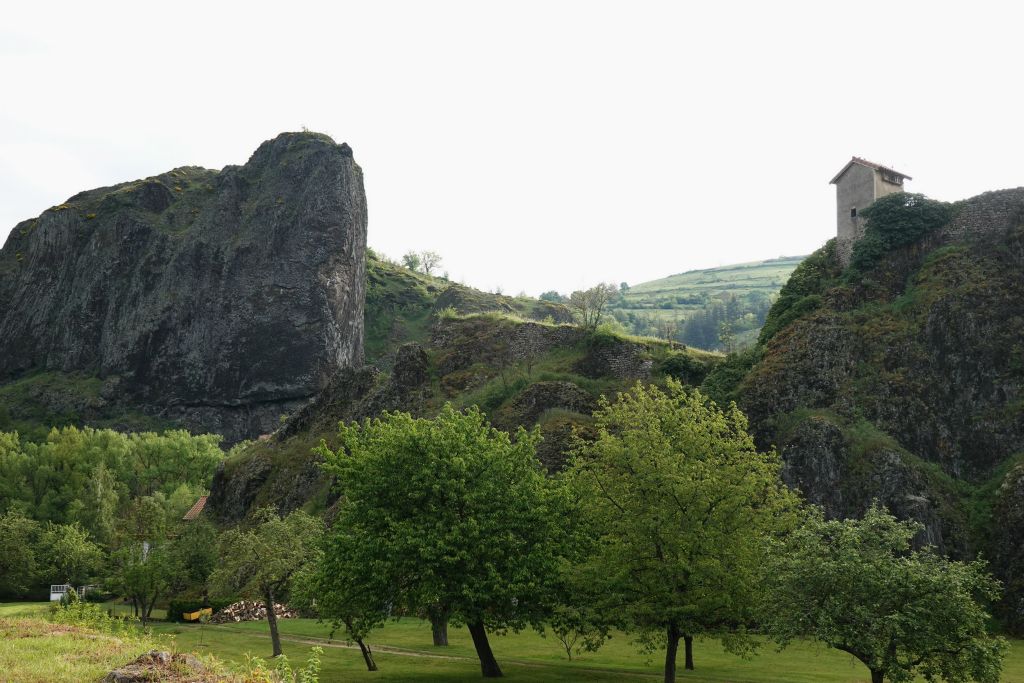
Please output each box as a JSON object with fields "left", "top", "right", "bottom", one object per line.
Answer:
{"left": 0, "top": 132, "right": 367, "bottom": 443}
{"left": 104, "top": 651, "right": 209, "bottom": 683}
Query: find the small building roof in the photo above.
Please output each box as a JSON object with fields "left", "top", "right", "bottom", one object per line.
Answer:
{"left": 182, "top": 495, "right": 208, "bottom": 521}
{"left": 830, "top": 156, "right": 912, "bottom": 184}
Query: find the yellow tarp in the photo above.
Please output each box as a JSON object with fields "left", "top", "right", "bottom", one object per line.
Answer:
{"left": 182, "top": 607, "right": 213, "bottom": 622}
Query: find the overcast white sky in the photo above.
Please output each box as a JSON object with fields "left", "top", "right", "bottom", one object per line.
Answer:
{"left": 2, "top": 1, "right": 1022, "bottom": 295}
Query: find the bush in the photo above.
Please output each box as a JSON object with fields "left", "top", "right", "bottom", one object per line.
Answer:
{"left": 759, "top": 241, "right": 838, "bottom": 344}
{"left": 849, "top": 193, "right": 951, "bottom": 273}
{"left": 660, "top": 353, "right": 710, "bottom": 385}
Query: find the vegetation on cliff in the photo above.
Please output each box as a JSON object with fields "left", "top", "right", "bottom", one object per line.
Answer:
{"left": 711, "top": 189, "right": 1024, "bottom": 633}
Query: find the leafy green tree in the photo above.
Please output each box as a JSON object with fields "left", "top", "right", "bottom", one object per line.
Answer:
{"left": 0, "top": 510, "right": 42, "bottom": 597}
{"left": 401, "top": 250, "right": 421, "bottom": 272}
{"left": 760, "top": 505, "right": 1007, "bottom": 683}
{"left": 109, "top": 540, "right": 179, "bottom": 625}
{"left": 566, "top": 381, "right": 799, "bottom": 683}
{"left": 539, "top": 290, "right": 565, "bottom": 303}
{"left": 568, "top": 283, "right": 618, "bottom": 332}
{"left": 317, "top": 405, "right": 569, "bottom": 678}
{"left": 295, "top": 542, "right": 385, "bottom": 671}
{"left": 107, "top": 494, "right": 183, "bottom": 624}
{"left": 39, "top": 522, "right": 104, "bottom": 587}
{"left": 209, "top": 508, "right": 323, "bottom": 658}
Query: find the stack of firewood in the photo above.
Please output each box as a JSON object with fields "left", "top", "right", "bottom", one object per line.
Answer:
{"left": 209, "top": 600, "right": 299, "bottom": 623}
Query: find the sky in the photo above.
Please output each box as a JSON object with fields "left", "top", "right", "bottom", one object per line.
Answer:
{"left": 2, "top": 1, "right": 1023, "bottom": 296}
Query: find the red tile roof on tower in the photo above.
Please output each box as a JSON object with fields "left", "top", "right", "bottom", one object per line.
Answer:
{"left": 830, "top": 156, "right": 913, "bottom": 184}
{"left": 182, "top": 495, "right": 208, "bottom": 521}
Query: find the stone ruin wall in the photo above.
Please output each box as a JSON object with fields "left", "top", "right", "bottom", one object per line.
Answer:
{"left": 941, "top": 187, "right": 1024, "bottom": 242}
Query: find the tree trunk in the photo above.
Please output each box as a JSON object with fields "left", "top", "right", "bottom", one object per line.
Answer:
{"left": 684, "top": 634, "right": 694, "bottom": 670}
{"left": 468, "top": 620, "right": 503, "bottom": 678}
{"left": 871, "top": 670, "right": 884, "bottom": 683}
{"left": 429, "top": 608, "right": 449, "bottom": 646}
{"left": 264, "top": 587, "right": 283, "bottom": 658}
{"left": 664, "top": 622, "right": 681, "bottom": 683}
{"left": 356, "top": 638, "right": 378, "bottom": 671}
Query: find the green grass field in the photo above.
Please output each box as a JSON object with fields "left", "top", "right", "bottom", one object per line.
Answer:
{"left": 3, "top": 602, "right": 1023, "bottom": 682}
{"left": 624, "top": 257, "right": 804, "bottom": 304}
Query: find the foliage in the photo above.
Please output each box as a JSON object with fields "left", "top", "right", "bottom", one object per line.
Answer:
{"left": 105, "top": 495, "right": 205, "bottom": 625}
{"left": 539, "top": 290, "right": 566, "bottom": 303}
{"left": 849, "top": 193, "right": 952, "bottom": 274}
{"left": 48, "top": 590, "right": 139, "bottom": 638}
{"left": 565, "top": 380, "right": 799, "bottom": 682}
{"left": 568, "top": 283, "right": 619, "bottom": 332}
{"left": 401, "top": 250, "right": 422, "bottom": 271}
{"left": 699, "top": 346, "right": 762, "bottom": 408}
{"left": 659, "top": 351, "right": 711, "bottom": 385}
{"left": 316, "top": 404, "right": 570, "bottom": 677}
{"left": 761, "top": 505, "right": 1007, "bottom": 683}
{"left": 758, "top": 241, "right": 838, "bottom": 344}
{"left": 0, "top": 427, "right": 223, "bottom": 543}
{"left": 243, "top": 646, "right": 323, "bottom": 683}
{"left": 209, "top": 508, "right": 324, "bottom": 657}
{"left": 40, "top": 521, "right": 104, "bottom": 587}
{"left": 0, "top": 511, "right": 42, "bottom": 596}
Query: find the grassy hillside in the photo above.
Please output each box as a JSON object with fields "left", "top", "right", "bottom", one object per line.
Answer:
{"left": 209, "top": 312, "right": 721, "bottom": 522}
{"left": 610, "top": 256, "right": 805, "bottom": 350}
{"left": 365, "top": 254, "right": 573, "bottom": 364}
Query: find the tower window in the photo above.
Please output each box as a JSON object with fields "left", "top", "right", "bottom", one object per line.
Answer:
{"left": 850, "top": 207, "right": 858, "bottom": 218}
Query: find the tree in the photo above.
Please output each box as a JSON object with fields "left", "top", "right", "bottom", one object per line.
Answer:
{"left": 0, "top": 511, "right": 42, "bottom": 597}
{"left": 39, "top": 522, "right": 104, "bottom": 588}
{"left": 109, "top": 540, "right": 179, "bottom": 625}
{"left": 420, "top": 250, "right": 443, "bottom": 275}
{"left": 760, "top": 505, "right": 1007, "bottom": 683}
{"left": 539, "top": 290, "right": 565, "bottom": 303}
{"left": 209, "top": 508, "right": 323, "bottom": 657}
{"left": 401, "top": 250, "right": 421, "bottom": 272}
{"left": 317, "top": 405, "right": 568, "bottom": 678}
{"left": 568, "top": 283, "right": 618, "bottom": 332}
{"left": 108, "top": 494, "right": 193, "bottom": 625}
{"left": 296, "top": 541, "right": 386, "bottom": 671}
{"left": 565, "top": 381, "right": 799, "bottom": 683}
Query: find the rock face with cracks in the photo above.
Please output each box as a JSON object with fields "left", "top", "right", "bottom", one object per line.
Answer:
{"left": 0, "top": 132, "right": 367, "bottom": 443}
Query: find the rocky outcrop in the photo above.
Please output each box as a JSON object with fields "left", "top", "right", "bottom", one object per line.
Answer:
{"left": 208, "top": 343, "right": 434, "bottom": 523}
{"left": 0, "top": 132, "right": 367, "bottom": 442}
{"left": 104, "top": 651, "right": 209, "bottom": 683}
{"left": 780, "top": 415, "right": 964, "bottom": 554}
{"left": 735, "top": 190, "right": 1024, "bottom": 619}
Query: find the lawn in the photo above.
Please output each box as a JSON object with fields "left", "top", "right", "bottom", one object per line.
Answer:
{"left": 3, "top": 602, "right": 1022, "bottom": 682}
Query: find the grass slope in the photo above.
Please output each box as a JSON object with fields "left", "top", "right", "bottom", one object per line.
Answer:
{"left": 611, "top": 256, "right": 805, "bottom": 349}
{"left": 618, "top": 256, "right": 804, "bottom": 318}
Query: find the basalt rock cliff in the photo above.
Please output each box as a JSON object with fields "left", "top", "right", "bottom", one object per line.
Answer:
{"left": 704, "top": 188, "right": 1024, "bottom": 632}
{"left": 0, "top": 132, "right": 367, "bottom": 443}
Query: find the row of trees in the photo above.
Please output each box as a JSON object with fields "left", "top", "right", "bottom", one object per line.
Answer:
{"left": 1, "top": 397, "right": 1005, "bottom": 683}
{"left": 228, "top": 383, "right": 1006, "bottom": 683}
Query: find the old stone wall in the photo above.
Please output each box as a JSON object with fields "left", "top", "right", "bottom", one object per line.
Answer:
{"left": 941, "top": 187, "right": 1024, "bottom": 242}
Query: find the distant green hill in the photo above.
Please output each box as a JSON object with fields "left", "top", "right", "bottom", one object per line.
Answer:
{"left": 611, "top": 256, "right": 806, "bottom": 350}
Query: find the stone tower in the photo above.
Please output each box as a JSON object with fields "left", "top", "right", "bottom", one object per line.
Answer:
{"left": 831, "top": 157, "right": 911, "bottom": 266}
